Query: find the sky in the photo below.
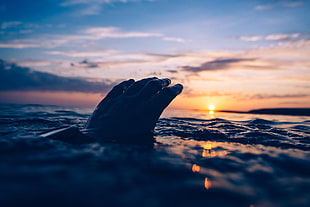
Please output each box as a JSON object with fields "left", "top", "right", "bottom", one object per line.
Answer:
{"left": 0, "top": 0, "right": 309, "bottom": 111}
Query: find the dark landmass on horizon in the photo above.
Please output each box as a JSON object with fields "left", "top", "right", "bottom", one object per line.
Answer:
{"left": 219, "top": 108, "right": 310, "bottom": 116}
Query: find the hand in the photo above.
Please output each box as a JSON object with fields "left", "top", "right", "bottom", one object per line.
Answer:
{"left": 82, "top": 77, "right": 183, "bottom": 144}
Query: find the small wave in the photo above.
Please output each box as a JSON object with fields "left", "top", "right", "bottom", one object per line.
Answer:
{"left": 156, "top": 118, "right": 310, "bottom": 150}
{"left": 1, "top": 104, "right": 310, "bottom": 207}
{"left": 291, "top": 125, "right": 310, "bottom": 133}
{"left": 248, "top": 118, "right": 276, "bottom": 125}
{"left": 15, "top": 118, "right": 56, "bottom": 124}
{"left": 54, "top": 110, "right": 88, "bottom": 117}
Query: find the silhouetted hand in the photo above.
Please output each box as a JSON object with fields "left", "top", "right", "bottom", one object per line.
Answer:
{"left": 81, "top": 77, "right": 183, "bottom": 144}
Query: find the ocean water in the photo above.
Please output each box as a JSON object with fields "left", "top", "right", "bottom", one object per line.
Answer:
{"left": 0, "top": 104, "right": 309, "bottom": 207}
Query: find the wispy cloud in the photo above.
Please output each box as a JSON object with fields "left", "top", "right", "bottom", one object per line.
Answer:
{"left": 46, "top": 49, "right": 119, "bottom": 57}
{"left": 249, "top": 93, "right": 310, "bottom": 100}
{"left": 46, "top": 37, "right": 310, "bottom": 76}
{"left": 0, "top": 21, "right": 41, "bottom": 31}
{"left": 60, "top": 0, "right": 156, "bottom": 15}
{"left": 182, "top": 88, "right": 232, "bottom": 98}
{"left": 78, "top": 59, "right": 99, "bottom": 68}
{"left": 0, "top": 59, "right": 114, "bottom": 93}
{"left": 61, "top": 0, "right": 146, "bottom": 6}
{"left": 163, "top": 37, "right": 188, "bottom": 43}
{"left": 82, "top": 27, "right": 162, "bottom": 39}
{"left": 47, "top": 50, "right": 185, "bottom": 70}
{"left": 12, "top": 60, "right": 54, "bottom": 67}
{"left": 0, "top": 26, "right": 166, "bottom": 49}
{"left": 0, "top": 43, "right": 40, "bottom": 49}
{"left": 238, "top": 33, "right": 301, "bottom": 42}
{"left": 182, "top": 58, "right": 257, "bottom": 73}
{"left": 255, "top": 1, "right": 304, "bottom": 10}
{"left": 1, "top": 21, "right": 22, "bottom": 29}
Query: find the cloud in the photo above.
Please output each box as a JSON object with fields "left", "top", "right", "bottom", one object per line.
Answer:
{"left": 0, "top": 43, "right": 40, "bottom": 49}
{"left": 46, "top": 50, "right": 185, "bottom": 71}
{"left": 1, "top": 21, "right": 22, "bottom": 29}
{"left": 0, "top": 26, "right": 164, "bottom": 49}
{"left": 46, "top": 50, "right": 118, "bottom": 57}
{"left": 46, "top": 37, "right": 310, "bottom": 76}
{"left": 182, "top": 58, "right": 256, "bottom": 72}
{"left": 12, "top": 60, "right": 54, "bottom": 67}
{"left": 146, "top": 53, "right": 184, "bottom": 59}
{"left": 163, "top": 37, "right": 188, "bottom": 43}
{"left": 81, "top": 28, "right": 186, "bottom": 43}
{"left": 169, "top": 37, "right": 310, "bottom": 76}
{"left": 182, "top": 88, "right": 232, "bottom": 98}
{"left": 238, "top": 33, "right": 301, "bottom": 42}
{"left": 82, "top": 27, "right": 162, "bottom": 39}
{"left": 0, "top": 22, "right": 41, "bottom": 33}
{"left": 80, "top": 4, "right": 102, "bottom": 15}
{"left": 255, "top": 1, "right": 304, "bottom": 10}
{"left": 249, "top": 93, "right": 310, "bottom": 99}
{"left": 0, "top": 23, "right": 186, "bottom": 49}
{"left": 0, "top": 59, "right": 114, "bottom": 93}
{"left": 60, "top": 0, "right": 156, "bottom": 15}
{"left": 61, "top": 0, "right": 144, "bottom": 6}
{"left": 79, "top": 59, "right": 99, "bottom": 68}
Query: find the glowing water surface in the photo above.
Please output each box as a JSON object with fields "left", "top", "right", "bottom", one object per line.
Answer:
{"left": 0, "top": 104, "right": 309, "bottom": 207}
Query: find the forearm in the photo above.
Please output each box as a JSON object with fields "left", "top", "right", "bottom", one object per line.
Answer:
{"left": 40, "top": 126, "right": 154, "bottom": 146}
{"left": 40, "top": 126, "right": 96, "bottom": 144}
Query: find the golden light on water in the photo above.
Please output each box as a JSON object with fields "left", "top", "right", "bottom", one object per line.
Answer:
{"left": 204, "top": 177, "right": 211, "bottom": 190}
{"left": 204, "top": 143, "right": 212, "bottom": 150}
{"left": 208, "top": 104, "right": 215, "bottom": 118}
{"left": 202, "top": 149, "right": 217, "bottom": 157}
{"left": 202, "top": 149, "right": 208, "bottom": 157}
{"left": 192, "top": 164, "right": 201, "bottom": 172}
{"left": 202, "top": 142, "right": 212, "bottom": 157}
{"left": 201, "top": 142, "right": 229, "bottom": 158}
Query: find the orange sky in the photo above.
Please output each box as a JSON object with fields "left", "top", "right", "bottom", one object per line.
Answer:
{"left": 1, "top": 87, "right": 309, "bottom": 111}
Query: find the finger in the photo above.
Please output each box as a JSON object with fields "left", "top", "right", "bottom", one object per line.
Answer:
{"left": 150, "top": 83, "right": 183, "bottom": 113}
{"left": 105, "top": 79, "right": 135, "bottom": 99}
{"left": 124, "top": 77, "right": 157, "bottom": 96}
{"left": 138, "top": 78, "right": 171, "bottom": 99}
{"left": 97, "top": 79, "right": 134, "bottom": 108}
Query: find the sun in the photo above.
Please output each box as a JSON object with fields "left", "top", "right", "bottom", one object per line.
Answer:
{"left": 208, "top": 104, "right": 215, "bottom": 111}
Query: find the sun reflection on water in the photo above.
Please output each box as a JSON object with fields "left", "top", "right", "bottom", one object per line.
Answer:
{"left": 203, "top": 142, "right": 212, "bottom": 150}
{"left": 204, "top": 177, "right": 211, "bottom": 190}
{"left": 195, "top": 141, "right": 231, "bottom": 190}
{"left": 208, "top": 110, "right": 215, "bottom": 118}
{"left": 201, "top": 142, "right": 228, "bottom": 158}
{"left": 191, "top": 164, "right": 201, "bottom": 172}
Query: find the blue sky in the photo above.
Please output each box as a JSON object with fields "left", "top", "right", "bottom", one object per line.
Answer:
{"left": 0, "top": 0, "right": 309, "bottom": 110}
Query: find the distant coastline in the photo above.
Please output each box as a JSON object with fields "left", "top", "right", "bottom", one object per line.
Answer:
{"left": 220, "top": 108, "right": 310, "bottom": 116}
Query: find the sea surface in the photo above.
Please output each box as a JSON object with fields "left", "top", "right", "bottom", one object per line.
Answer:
{"left": 0, "top": 104, "right": 309, "bottom": 207}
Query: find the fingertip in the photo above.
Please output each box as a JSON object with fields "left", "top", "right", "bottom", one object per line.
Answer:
{"left": 138, "top": 78, "right": 176, "bottom": 99}
{"left": 126, "top": 78, "right": 135, "bottom": 84}
{"left": 149, "top": 83, "right": 183, "bottom": 115}
{"left": 162, "top": 78, "right": 171, "bottom": 87}
{"left": 173, "top": 83, "right": 183, "bottom": 95}
{"left": 165, "top": 84, "right": 183, "bottom": 96}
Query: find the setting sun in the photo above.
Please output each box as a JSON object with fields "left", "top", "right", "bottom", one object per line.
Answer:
{"left": 208, "top": 104, "right": 215, "bottom": 111}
